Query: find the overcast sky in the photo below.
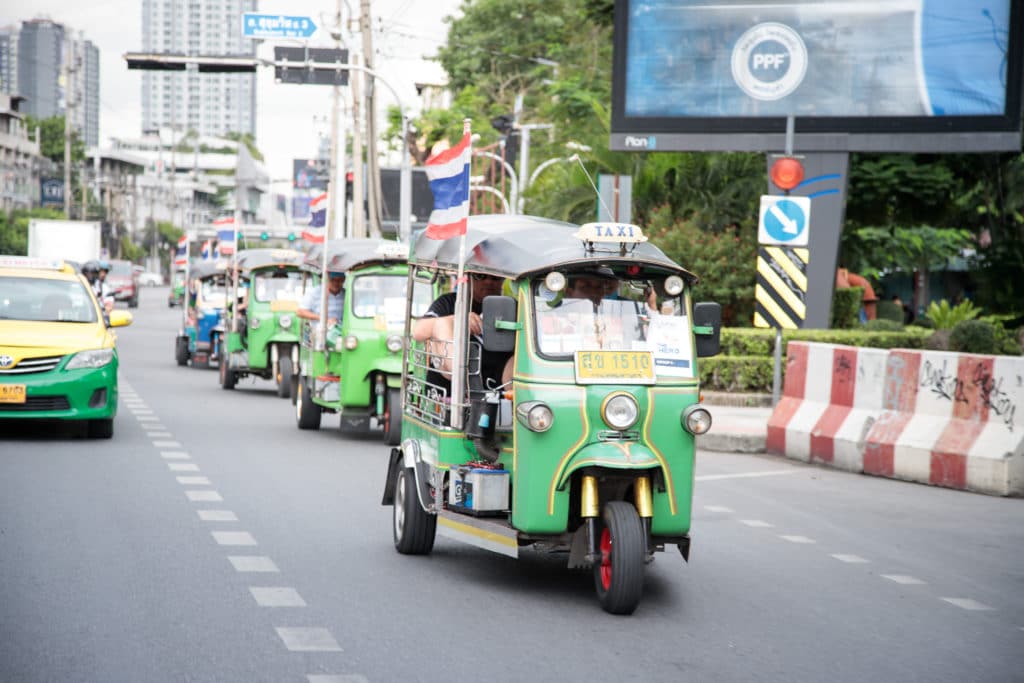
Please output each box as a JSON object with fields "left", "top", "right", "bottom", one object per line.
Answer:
{"left": 14, "top": 0, "right": 461, "bottom": 186}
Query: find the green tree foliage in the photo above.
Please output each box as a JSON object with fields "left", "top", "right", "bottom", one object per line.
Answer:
{"left": 0, "top": 208, "right": 65, "bottom": 255}
{"left": 924, "top": 298, "right": 981, "bottom": 330}
{"left": 223, "top": 131, "right": 264, "bottom": 161}
{"left": 23, "top": 115, "right": 85, "bottom": 164}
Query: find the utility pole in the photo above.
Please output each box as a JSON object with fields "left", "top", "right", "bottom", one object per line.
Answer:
{"left": 63, "top": 34, "right": 75, "bottom": 218}
{"left": 350, "top": 48, "right": 364, "bottom": 238}
{"left": 360, "top": 0, "right": 381, "bottom": 236}
{"left": 327, "top": 0, "right": 347, "bottom": 240}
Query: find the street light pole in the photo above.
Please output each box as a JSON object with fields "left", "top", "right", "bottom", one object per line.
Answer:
{"left": 473, "top": 150, "right": 518, "bottom": 214}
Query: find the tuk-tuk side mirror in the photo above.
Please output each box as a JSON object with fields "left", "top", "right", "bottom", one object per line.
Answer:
{"left": 693, "top": 302, "right": 722, "bottom": 358}
{"left": 482, "top": 295, "right": 517, "bottom": 353}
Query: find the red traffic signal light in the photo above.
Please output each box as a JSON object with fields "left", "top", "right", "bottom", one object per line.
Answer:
{"left": 770, "top": 156, "right": 804, "bottom": 191}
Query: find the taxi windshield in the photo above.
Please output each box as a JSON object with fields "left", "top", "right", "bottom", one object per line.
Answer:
{"left": 351, "top": 274, "right": 431, "bottom": 323}
{"left": 252, "top": 270, "right": 303, "bottom": 303}
{"left": 533, "top": 275, "right": 693, "bottom": 375}
{"left": 0, "top": 276, "right": 98, "bottom": 323}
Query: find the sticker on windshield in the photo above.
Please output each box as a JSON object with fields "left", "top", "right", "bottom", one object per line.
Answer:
{"left": 646, "top": 315, "right": 693, "bottom": 377}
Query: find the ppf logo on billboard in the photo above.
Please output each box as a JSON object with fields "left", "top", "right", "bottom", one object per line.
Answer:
{"left": 731, "top": 22, "right": 808, "bottom": 101}
{"left": 623, "top": 135, "right": 656, "bottom": 149}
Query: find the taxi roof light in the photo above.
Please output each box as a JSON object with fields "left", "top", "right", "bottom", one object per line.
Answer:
{"left": 0, "top": 255, "right": 65, "bottom": 270}
{"left": 574, "top": 222, "right": 648, "bottom": 244}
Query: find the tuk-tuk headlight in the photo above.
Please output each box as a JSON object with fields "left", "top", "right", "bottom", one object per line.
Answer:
{"left": 516, "top": 401, "right": 553, "bottom": 432}
{"left": 664, "top": 275, "right": 685, "bottom": 296}
{"left": 279, "top": 314, "right": 293, "bottom": 329}
{"left": 544, "top": 271, "right": 566, "bottom": 293}
{"left": 344, "top": 335, "right": 359, "bottom": 350}
{"left": 602, "top": 392, "right": 639, "bottom": 431}
{"left": 386, "top": 334, "right": 403, "bottom": 353}
{"left": 682, "top": 405, "right": 712, "bottom": 435}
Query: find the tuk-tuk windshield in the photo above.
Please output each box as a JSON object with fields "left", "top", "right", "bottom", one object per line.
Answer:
{"left": 351, "top": 274, "right": 431, "bottom": 323}
{"left": 252, "top": 271, "right": 303, "bottom": 303}
{"left": 199, "top": 278, "right": 227, "bottom": 308}
{"left": 534, "top": 276, "right": 691, "bottom": 372}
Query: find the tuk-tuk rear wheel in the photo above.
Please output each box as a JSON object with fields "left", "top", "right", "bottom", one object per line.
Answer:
{"left": 383, "top": 387, "right": 401, "bottom": 446}
{"left": 393, "top": 467, "right": 435, "bottom": 555}
{"left": 276, "top": 356, "right": 293, "bottom": 399}
{"left": 295, "top": 377, "right": 321, "bottom": 430}
{"left": 174, "top": 337, "right": 189, "bottom": 366}
{"left": 593, "top": 501, "right": 646, "bottom": 615}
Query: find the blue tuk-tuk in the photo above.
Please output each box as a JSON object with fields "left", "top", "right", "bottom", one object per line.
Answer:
{"left": 175, "top": 259, "right": 229, "bottom": 369}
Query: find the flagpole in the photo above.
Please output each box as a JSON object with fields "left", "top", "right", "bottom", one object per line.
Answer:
{"left": 449, "top": 118, "right": 472, "bottom": 430}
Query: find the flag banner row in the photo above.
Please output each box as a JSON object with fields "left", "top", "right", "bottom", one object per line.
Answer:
{"left": 424, "top": 129, "right": 471, "bottom": 240}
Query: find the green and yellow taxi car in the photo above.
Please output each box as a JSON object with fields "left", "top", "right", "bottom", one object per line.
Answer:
{"left": 0, "top": 255, "right": 133, "bottom": 438}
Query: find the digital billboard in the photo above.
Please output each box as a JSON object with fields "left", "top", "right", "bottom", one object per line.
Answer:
{"left": 611, "top": 0, "right": 1024, "bottom": 152}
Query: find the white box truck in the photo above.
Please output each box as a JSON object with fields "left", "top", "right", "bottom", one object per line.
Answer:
{"left": 27, "top": 219, "right": 102, "bottom": 265}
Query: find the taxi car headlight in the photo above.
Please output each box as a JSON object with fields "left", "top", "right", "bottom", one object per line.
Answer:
{"left": 278, "top": 314, "right": 292, "bottom": 330}
{"left": 65, "top": 348, "right": 114, "bottom": 370}
{"left": 682, "top": 405, "right": 712, "bottom": 435}
{"left": 602, "top": 392, "right": 639, "bottom": 431}
{"left": 516, "top": 401, "right": 553, "bottom": 432}
{"left": 344, "top": 335, "right": 359, "bottom": 350}
{"left": 386, "top": 334, "right": 403, "bottom": 353}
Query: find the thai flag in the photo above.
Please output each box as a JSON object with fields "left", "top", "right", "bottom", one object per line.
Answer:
{"left": 424, "top": 126, "right": 471, "bottom": 240}
{"left": 200, "top": 239, "right": 212, "bottom": 260}
{"left": 214, "top": 216, "right": 236, "bottom": 255}
{"left": 302, "top": 192, "right": 327, "bottom": 243}
{"left": 173, "top": 234, "right": 188, "bottom": 267}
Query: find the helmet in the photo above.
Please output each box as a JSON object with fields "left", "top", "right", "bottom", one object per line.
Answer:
{"left": 327, "top": 271, "right": 345, "bottom": 279}
{"left": 98, "top": 259, "right": 111, "bottom": 271}
{"left": 82, "top": 260, "right": 100, "bottom": 274}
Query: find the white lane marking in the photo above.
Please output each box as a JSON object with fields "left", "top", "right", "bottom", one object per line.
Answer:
{"left": 831, "top": 554, "right": 869, "bottom": 564}
{"left": 152, "top": 440, "right": 181, "bottom": 448}
{"left": 130, "top": 409, "right": 154, "bottom": 415}
{"left": 696, "top": 469, "right": 800, "bottom": 482}
{"left": 161, "top": 451, "right": 190, "bottom": 459}
{"left": 228, "top": 556, "right": 279, "bottom": 573}
{"left": 186, "top": 490, "right": 223, "bottom": 502}
{"left": 168, "top": 463, "right": 199, "bottom": 472}
{"left": 941, "top": 598, "right": 994, "bottom": 611}
{"left": 703, "top": 505, "right": 734, "bottom": 513}
{"left": 740, "top": 519, "right": 774, "bottom": 528}
{"left": 176, "top": 476, "right": 211, "bottom": 485}
{"left": 779, "top": 535, "right": 816, "bottom": 544}
{"left": 198, "top": 510, "right": 237, "bottom": 522}
{"left": 250, "top": 587, "right": 307, "bottom": 607}
{"left": 308, "top": 676, "right": 369, "bottom": 683}
{"left": 147, "top": 432, "right": 172, "bottom": 438}
{"left": 276, "top": 628, "right": 342, "bottom": 652}
{"left": 140, "top": 423, "right": 165, "bottom": 430}
{"left": 882, "top": 575, "right": 926, "bottom": 585}
{"left": 212, "top": 531, "right": 256, "bottom": 546}
{"left": 136, "top": 415, "right": 160, "bottom": 422}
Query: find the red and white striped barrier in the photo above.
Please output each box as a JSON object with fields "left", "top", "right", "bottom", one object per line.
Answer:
{"left": 768, "top": 342, "right": 1024, "bottom": 496}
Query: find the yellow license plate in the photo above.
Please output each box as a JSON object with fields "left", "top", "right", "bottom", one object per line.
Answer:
{"left": 0, "top": 384, "right": 27, "bottom": 404}
{"left": 270, "top": 300, "right": 298, "bottom": 312}
{"left": 574, "top": 351, "right": 655, "bottom": 384}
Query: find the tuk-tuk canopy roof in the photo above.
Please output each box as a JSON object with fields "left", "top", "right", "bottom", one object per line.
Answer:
{"left": 234, "top": 248, "right": 304, "bottom": 273}
{"left": 302, "top": 238, "right": 409, "bottom": 275}
{"left": 189, "top": 259, "right": 229, "bottom": 280}
{"left": 409, "top": 215, "right": 696, "bottom": 282}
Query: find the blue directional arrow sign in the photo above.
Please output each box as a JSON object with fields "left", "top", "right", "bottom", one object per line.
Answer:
{"left": 758, "top": 195, "right": 811, "bottom": 247}
{"left": 242, "top": 13, "right": 317, "bottom": 39}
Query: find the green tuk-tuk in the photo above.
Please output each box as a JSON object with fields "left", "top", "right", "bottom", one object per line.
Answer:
{"left": 220, "top": 248, "right": 306, "bottom": 397}
{"left": 174, "top": 259, "right": 229, "bottom": 369}
{"left": 381, "top": 216, "right": 722, "bottom": 614}
{"left": 168, "top": 267, "right": 186, "bottom": 307}
{"left": 294, "top": 238, "right": 435, "bottom": 444}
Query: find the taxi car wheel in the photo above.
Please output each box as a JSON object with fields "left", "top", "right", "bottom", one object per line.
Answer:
{"left": 393, "top": 467, "right": 436, "bottom": 555}
{"left": 384, "top": 387, "right": 402, "bottom": 446}
{"left": 593, "top": 501, "right": 645, "bottom": 615}
{"left": 87, "top": 419, "right": 114, "bottom": 439}
{"left": 296, "top": 378, "right": 322, "bottom": 430}
{"left": 276, "top": 357, "right": 293, "bottom": 399}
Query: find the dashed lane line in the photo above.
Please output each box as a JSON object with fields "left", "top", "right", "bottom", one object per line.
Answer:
{"left": 276, "top": 628, "right": 342, "bottom": 652}
{"left": 197, "top": 510, "right": 238, "bottom": 522}
{"left": 185, "top": 490, "right": 223, "bottom": 502}
{"left": 176, "top": 475, "right": 211, "bottom": 485}
{"left": 696, "top": 469, "right": 800, "bottom": 482}
{"left": 249, "top": 587, "right": 307, "bottom": 607}
{"left": 779, "top": 535, "right": 816, "bottom": 544}
{"left": 882, "top": 575, "right": 926, "bottom": 585}
{"left": 152, "top": 440, "right": 181, "bottom": 448}
{"left": 703, "top": 505, "right": 734, "bottom": 513}
{"left": 168, "top": 463, "right": 200, "bottom": 472}
{"left": 831, "top": 554, "right": 869, "bottom": 564}
{"left": 941, "top": 598, "right": 995, "bottom": 611}
{"left": 739, "top": 519, "right": 774, "bottom": 528}
{"left": 211, "top": 531, "right": 257, "bottom": 546}
{"left": 228, "top": 556, "right": 279, "bottom": 573}
{"left": 161, "top": 451, "right": 190, "bottom": 459}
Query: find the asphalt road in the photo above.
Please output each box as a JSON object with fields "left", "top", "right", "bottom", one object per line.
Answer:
{"left": 1, "top": 287, "right": 1022, "bottom": 683}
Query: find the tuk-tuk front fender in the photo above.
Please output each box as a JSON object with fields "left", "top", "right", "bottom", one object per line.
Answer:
{"left": 554, "top": 441, "right": 661, "bottom": 491}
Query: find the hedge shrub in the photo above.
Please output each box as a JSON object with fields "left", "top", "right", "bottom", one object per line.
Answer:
{"left": 949, "top": 320, "right": 999, "bottom": 354}
{"left": 700, "top": 356, "right": 776, "bottom": 393}
{"left": 831, "top": 287, "right": 863, "bottom": 329}
{"left": 719, "top": 327, "right": 931, "bottom": 357}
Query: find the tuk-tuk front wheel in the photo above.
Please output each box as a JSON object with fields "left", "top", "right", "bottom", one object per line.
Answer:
{"left": 174, "top": 337, "right": 189, "bottom": 367}
{"left": 383, "top": 387, "right": 402, "bottom": 446}
{"left": 220, "top": 359, "right": 237, "bottom": 390}
{"left": 295, "top": 378, "right": 321, "bottom": 430}
{"left": 276, "top": 356, "right": 293, "bottom": 399}
{"left": 593, "top": 501, "right": 646, "bottom": 615}
{"left": 393, "top": 467, "right": 436, "bottom": 555}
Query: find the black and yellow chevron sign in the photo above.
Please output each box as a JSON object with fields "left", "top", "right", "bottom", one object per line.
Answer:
{"left": 754, "top": 246, "right": 809, "bottom": 329}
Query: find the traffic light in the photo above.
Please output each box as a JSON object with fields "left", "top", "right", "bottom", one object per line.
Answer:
{"left": 287, "top": 232, "right": 296, "bottom": 242}
{"left": 345, "top": 171, "right": 354, "bottom": 201}
{"left": 260, "top": 231, "right": 270, "bottom": 241}
{"left": 769, "top": 156, "right": 804, "bottom": 193}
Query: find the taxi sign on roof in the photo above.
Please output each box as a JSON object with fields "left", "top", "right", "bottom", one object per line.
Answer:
{"left": 574, "top": 223, "right": 647, "bottom": 244}
{"left": 375, "top": 241, "right": 408, "bottom": 259}
{"left": 0, "top": 255, "right": 65, "bottom": 270}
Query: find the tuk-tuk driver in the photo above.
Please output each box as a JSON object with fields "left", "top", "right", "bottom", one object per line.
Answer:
{"left": 297, "top": 271, "right": 345, "bottom": 327}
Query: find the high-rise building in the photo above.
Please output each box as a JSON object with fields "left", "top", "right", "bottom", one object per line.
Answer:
{"left": 14, "top": 19, "right": 99, "bottom": 147}
{"left": 141, "top": 0, "right": 258, "bottom": 138}
{"left": 0, "top": 26, "right": 18, "bottom": 95}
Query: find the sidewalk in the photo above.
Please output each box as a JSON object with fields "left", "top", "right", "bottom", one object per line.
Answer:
{"left": 698, "top": 392, "right": 772, "bottom": 453}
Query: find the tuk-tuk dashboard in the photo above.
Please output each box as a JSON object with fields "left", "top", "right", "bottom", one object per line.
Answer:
{"left": 351, "top": 273, "right": 432, "bottom": 321}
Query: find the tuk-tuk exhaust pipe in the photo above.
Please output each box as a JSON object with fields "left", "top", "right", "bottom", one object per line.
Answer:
{"left": 581, "top": 475, "right": 600, "bottom": 562}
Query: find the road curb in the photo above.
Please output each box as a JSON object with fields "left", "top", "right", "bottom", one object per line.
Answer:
{"left": 699, "top": 432, "right": 766, "bottom": 454}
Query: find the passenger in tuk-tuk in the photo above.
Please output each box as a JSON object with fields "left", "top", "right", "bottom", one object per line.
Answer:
{"left": 413, "top": 272, "right": 513, "bottom": 392}
{"left": 297, "top": 271, "right": 345, "bottom": 327}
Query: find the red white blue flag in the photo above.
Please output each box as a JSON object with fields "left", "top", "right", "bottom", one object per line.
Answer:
{"left": 302, "top": 192, "right": 327, "bottom": 243}
{"left": 200, "top": 239, "right": 212, "bottom": 260}
{"left": 214, "top": 216, "right": 236, "bottom": 255}
{"left": 424, "top": 124, "right": 471, "bottom": 240}
{"left": 173, "top": 234, "right": 188, "bottom": 267}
